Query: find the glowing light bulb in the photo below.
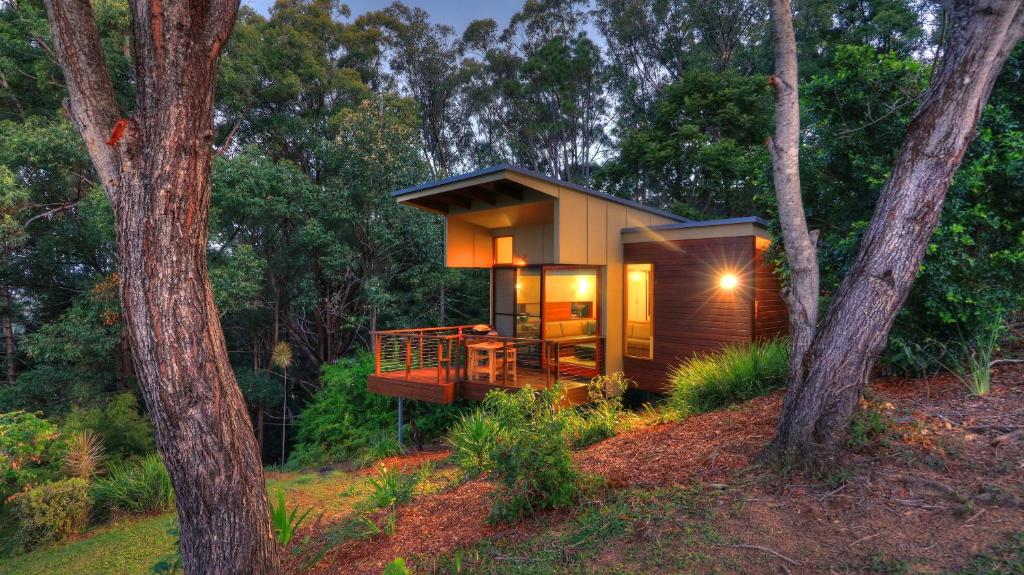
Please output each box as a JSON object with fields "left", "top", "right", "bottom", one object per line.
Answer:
{"left": 719, "top": 273, "right": 738, "bottom": 290}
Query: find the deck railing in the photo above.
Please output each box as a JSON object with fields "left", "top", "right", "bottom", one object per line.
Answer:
{"left": 371, "top": 326, "right": 604, "bottom": 389}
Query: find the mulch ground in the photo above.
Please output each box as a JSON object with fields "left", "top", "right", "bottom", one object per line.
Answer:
{"left": 291, "top": 366, "right": 1024, "bottom": 575}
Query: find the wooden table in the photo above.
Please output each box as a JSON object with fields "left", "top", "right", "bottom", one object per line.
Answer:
{"left": 466, "top": 341, "right": 504, "bottom": 383}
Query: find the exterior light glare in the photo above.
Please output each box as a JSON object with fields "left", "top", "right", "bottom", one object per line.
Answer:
{"left": 720, "top": 273, "right": 738, "bottom": 290}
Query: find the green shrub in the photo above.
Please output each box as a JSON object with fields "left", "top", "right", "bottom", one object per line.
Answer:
{"left": 488, "top": 414, "right": 578, "bottom": 523}
{"left": 0, "top": 411, "right": 65, "bottom": 499}
{"left": 92, "top": 454, "right": 174, "bottom": 516}
{"left": 366, "top": 463, "right": 420, "bottom": 508}
{"left": 669, "top": 339, "right": 789, "bottom": 416}
{"left": 64, "top": 393, "right": 155, "bottom": 462}
{"left": 287, "top": 354, "right": 390, "bottom": 468}
{"left": 476, "top": 387, "right": 580, "bottom": 523}
{"left": 8, "top": 478, "right": 91, "bottom": 550}
{"left": 446, "top": 411, "right": 500, "bottom": 477}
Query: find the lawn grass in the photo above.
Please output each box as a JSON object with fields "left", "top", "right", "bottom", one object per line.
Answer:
{"left": 0, "top": 468, "right": 366, "bottom": 575}
{"left": 0, "top": 512, "right": 177, "bottom": 575}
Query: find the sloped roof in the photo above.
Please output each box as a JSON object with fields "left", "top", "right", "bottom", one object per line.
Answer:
{"left": 391, "top": 164, "right": 692, "bottom": 224}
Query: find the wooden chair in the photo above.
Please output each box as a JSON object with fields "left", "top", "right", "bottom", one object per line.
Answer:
{"left": 495, "top": 344, "right": 517, "bottom": 382}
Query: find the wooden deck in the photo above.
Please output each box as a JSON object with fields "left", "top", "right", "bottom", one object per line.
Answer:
{"left": 367, "top": 368, "right": 591, "bottom": 405}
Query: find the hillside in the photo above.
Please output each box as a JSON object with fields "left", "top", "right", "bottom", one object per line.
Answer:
{"left": 293, "top": 367, "right": 1024, "bottom": 574}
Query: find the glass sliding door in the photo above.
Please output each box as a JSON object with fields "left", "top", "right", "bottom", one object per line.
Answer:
{"left": 514, "top": 268, "right": 541, "bottom": 339}
{"left": 493, "top": 268, "right": 516, "bottom": 337}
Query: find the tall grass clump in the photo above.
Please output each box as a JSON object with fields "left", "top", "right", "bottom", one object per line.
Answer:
{"left": 92, "top": 453, "right": 174, "bottom": 516}
{"left": 447, "top": 411, "right": 500, "bottom": 477}
{"left": 669, "top": 339, "right": 789, "bottom": 417}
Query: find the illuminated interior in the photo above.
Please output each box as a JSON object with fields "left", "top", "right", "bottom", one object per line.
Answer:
{"left": 625, "top": 263, "right": 653, "bottom": 358}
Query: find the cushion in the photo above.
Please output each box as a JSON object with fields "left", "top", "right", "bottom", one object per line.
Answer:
{"left": 561, "top": 321, "right": 584, "bottom": 337}
{"left": 628, "top": 321, "right": 651, "bottom": 339}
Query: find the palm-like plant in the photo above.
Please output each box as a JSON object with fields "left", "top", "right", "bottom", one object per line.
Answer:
{"left": 64, "top": 429, "right": 105, "bottom": 479}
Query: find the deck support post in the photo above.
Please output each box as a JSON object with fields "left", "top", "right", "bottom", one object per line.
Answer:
{"left": 397, "top": 397, "right": 404, "bottom": 447}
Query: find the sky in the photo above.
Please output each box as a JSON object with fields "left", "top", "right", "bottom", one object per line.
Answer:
{"left": 243, "top": 0, "right": 525, "bottom": 32}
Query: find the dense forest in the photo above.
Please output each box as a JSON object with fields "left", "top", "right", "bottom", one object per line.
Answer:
{"left": 1, "top": 0, "right": 1022, "bottom": 469}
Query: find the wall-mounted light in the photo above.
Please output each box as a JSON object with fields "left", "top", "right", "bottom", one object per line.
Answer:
{"left": 515, "top": 282, "right": 522, "bottom": 291}
{"left": 719, "top": 273, "right": 738, "bottom": 290}
{"left": 629, "top": 270, "right": 644, "bottom": 283}
{"left": 513, "top": 255, "right": 527, "bottom": 267}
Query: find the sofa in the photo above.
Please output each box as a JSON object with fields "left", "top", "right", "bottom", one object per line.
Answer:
{"left": 544, "top": 319, "right": 598, "bottom": 362}
{"left": 626, "top": 321, "right": 652, "bottom": 357}
{"left": 542, "top": 319, "right": 597, "bottom": 341}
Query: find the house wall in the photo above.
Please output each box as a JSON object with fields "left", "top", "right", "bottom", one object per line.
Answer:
{"left": 622, "top": 235, "right": 757, "bottom": 392}
{"left": 446, "top": 219, "right": 493, "bottom": 268}
{"left": 490, "top": 223, "right": 556, "bottom": 264}
{"left": 753, "top": 237, "right": 788, "bottom": 340}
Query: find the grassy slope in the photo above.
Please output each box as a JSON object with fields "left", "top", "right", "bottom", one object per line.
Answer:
{"left": 0, "top": 469, "right": 363, "bottom": 575}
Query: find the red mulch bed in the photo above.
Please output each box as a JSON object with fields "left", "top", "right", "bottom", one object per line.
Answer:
{"left": 355, "top": 449, "right": 451, "bottom": 476}
{"left": 290, "top": 367, "right": 1024, "bottom": 574}
{"left": 576, "top": 394, "right": 780, "bottom": 487}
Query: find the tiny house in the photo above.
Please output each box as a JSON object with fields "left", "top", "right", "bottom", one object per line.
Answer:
{"left": 368, "top": 165, "right": 786, "bottom": 405}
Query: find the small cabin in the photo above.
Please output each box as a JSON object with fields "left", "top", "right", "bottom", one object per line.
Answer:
{"left": 368, "top": 165, "right": 787, "bottom": 405}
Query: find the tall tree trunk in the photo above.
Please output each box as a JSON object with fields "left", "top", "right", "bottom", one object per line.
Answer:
{"left": 767, "top": 0, "right": 1024, "bottom": 463}
{"left": 42, "top": 0, "right": 279, "bottom": 572}
{"left": 767, "top": 0, "right": 819, "bottom": 385}
{"left": 3, "top": 286, "right": 15, "bottom": 384}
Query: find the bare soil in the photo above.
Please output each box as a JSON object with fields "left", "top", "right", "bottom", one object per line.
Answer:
{"left": 292, "top": 366, "right": 1024, "bottom": 574}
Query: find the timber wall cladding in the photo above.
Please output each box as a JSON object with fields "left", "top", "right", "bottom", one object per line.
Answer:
{"left": 623, "top": 235, "right": 764, "bottom": 392}
{"left": 753, "top": 239, "right": 789, "bottom": 341}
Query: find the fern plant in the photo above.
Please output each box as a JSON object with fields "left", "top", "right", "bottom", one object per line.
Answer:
{"left": 269, "top": 489, "right": 312, "bottom": 546}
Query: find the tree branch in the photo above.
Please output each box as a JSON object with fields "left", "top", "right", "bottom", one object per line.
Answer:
{"left": 41, "top": 0, "right": 126, "bottom": 202}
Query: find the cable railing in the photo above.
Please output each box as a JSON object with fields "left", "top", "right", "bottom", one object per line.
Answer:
{"left": 371, "top": 326, "right": 605, "bottom": 390}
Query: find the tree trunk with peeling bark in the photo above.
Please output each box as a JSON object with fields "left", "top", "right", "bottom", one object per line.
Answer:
{"left": 766, "top": 0, "right": 1024, "bottom": 463}
{"left": 41, "top": 0, "right": 278, "bottom": 572}
{"left": 767, "top": 0, "right": 819, "bottom": 386}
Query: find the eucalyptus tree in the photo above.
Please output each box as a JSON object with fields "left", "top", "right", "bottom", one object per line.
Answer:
{"left": 463, "top": 0, "right": 610, "bottom": 183}
{"left": 40, "top": 0, "right": 278, "bottom": 573}
{"left": 355, "top": 2, "right": 476, "bottom": 177}
{"left": 766, "top": 0, "right": 1024, "bottom": 463}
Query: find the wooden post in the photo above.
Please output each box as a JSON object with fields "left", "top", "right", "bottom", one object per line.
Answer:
{"left": 405, "top": 335, "right": 411, "bottom": 379}
{"left": 437, "top": 340, "right": 443, "bottom": 383}
{"left": 374, "top": 333, "right": 381, "bottom": 374}
{"left": 501, "top": 341, "right": 508, "bottom": 386}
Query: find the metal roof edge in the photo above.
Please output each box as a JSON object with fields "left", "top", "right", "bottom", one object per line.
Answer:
{"left": 620, "top": 216, "right": 772, "bottom": 234}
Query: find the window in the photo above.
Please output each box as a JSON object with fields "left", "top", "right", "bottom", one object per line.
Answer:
{"left": 625, "top": 263, "right": 653, "bottom": 359}
{"left": 494, "top": 236, "right": 514, "bottom": 265}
